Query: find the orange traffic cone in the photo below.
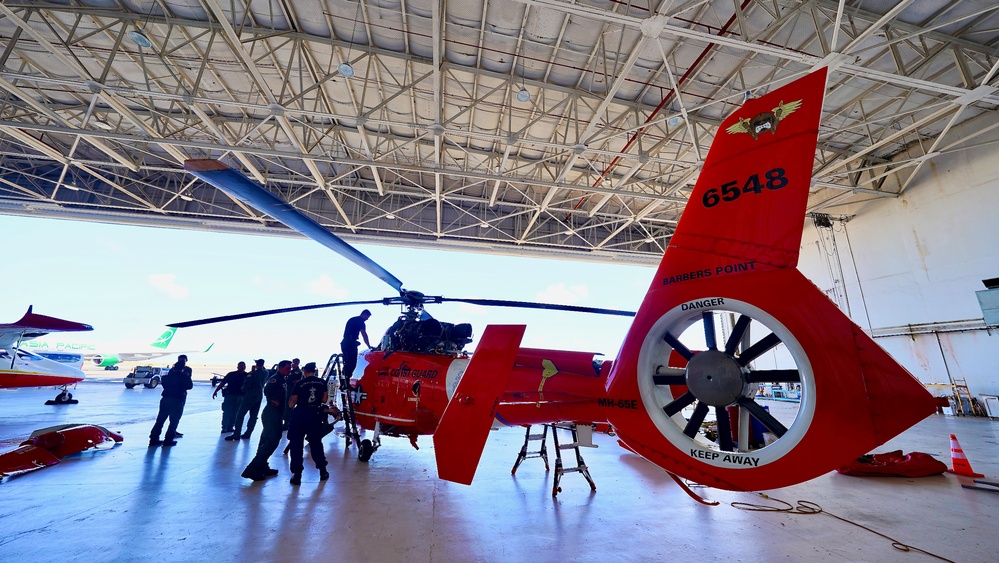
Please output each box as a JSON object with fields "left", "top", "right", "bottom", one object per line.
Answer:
{"left": 946, "top": 434, "right": 984, "bottom": 477}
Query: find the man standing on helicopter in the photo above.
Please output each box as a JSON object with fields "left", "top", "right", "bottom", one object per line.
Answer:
{"left": 340, "top": 309, "right": 372, "bottom": 378}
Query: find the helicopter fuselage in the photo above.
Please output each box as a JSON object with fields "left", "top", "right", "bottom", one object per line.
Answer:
{"left": 350, "top": 347, "right": 611, "bottom": 439}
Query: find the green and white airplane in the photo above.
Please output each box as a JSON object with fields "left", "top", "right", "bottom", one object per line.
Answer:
{"left": 21, "top": 327, "right": 213, "bottom": 370}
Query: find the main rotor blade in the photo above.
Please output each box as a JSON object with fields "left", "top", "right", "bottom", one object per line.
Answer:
{"left": 185, "top": 159, "right": 404, "bottom": 293}
{"left": 440, "top": 298, "right": 635, "bottom": 317}
{"left": 168, "top": 299, "right": 386, "bottom": 328}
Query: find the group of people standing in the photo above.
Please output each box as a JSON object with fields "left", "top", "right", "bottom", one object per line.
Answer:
{"left": 236, "top": 358, "right": 330, "bottom": 484}
{"left": 146, "top": 309, "right": 373, "bottom": 486}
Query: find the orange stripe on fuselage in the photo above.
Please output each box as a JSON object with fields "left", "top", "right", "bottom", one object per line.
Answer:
{"left": 0, "top": 371, "right": 82, "bottom": 389}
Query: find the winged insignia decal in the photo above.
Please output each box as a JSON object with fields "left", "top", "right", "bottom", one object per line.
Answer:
{"left": 726, "top": 99, "right": 803, "bottom": 140}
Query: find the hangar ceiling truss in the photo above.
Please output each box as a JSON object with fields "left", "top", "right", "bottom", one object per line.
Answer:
{"left": 0, "top": 0, "right": 996, "bottom": 265}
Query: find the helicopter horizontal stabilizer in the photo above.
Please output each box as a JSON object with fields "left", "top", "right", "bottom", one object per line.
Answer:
{"left": 433, "top": 324, "right": 526, "bottom": 485}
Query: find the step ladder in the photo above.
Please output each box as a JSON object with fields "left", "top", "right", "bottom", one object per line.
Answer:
{"left": 952, "top": 378, "right": 984, "bottom": 417}
{"left": 511, "top": 423, "right": 597, "bottom": 496}
{"left": 550, "top": 423, "right": 597, "bottom": 496}
{"left": 511, "top": 425, "right": 549, "bottom": 475}
{"left": 323, "top": 353, "right": 361, "bottom": 449}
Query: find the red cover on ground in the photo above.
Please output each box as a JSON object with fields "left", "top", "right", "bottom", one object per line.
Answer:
{"left": 837, "top": 450, "right": 947, "bottom": 477}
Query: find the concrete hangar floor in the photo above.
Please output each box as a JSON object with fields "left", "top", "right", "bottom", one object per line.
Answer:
{"left": 0, "top": 380, "right": 996, "bottom": 562}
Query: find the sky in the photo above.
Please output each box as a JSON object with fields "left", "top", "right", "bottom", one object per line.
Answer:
{"left": 2, "top": 214, "right": 657, "bottom": 368}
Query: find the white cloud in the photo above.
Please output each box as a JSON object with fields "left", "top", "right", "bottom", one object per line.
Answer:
{"left": 305, "top": 274, "right": 349, "bottom": 298}
{"left": 457, "top": 302, "right": 488, "bottom": 315}
{"left": 148, "top": 273, "right": 190, "bottom": 299}
{"left": 536, "top": 283, "right": 589, "bottom": 305}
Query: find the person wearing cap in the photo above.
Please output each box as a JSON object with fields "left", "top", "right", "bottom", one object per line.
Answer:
{"left": 340, "top": 309, "right": 372, "bottom": 379}
{"left": 213, "top": 361, "right": 247, "bottom": 435}
{"left": 149, "top": 354, "right": 194, "bottom": 447}
{"left": 242, "top": 360, "right": 291, "bottom": 481}
{"left": 286, "top": 361, "right": 330, "bottom": 485}
{"left": 228, "top": 359, "right": 267, "bottom": 441}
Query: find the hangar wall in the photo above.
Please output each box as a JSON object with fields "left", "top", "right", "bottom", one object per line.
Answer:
{"left": 797, "top": 124, "right": 999, "bottom": 402}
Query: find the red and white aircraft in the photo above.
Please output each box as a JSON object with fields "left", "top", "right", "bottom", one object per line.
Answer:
{"left": 177, "top": 68, "right": 936, "bottom": 492}
{"left": 0, "top": 306, "right": 94, "bottom": 404}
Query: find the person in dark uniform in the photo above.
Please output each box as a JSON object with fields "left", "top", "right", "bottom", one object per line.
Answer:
{"left": 286, "top": 361, "right": 330, "bottom": 485}
{"left": 213, "top": 361, "right": 246, "bottom": 434}
{"left": 149, "top": 355, "right": 194, "bottom": 447}
{"left": 283, "top": 358, "right": 304, "bottom": 430}
{"left": 228, "top": 359, "right": 266, "bottom": 441}
{"left": 242, "top": 360, "right": 291, "bottom": 481}
{"left": 340, "top": 309, "right": 372, "bottom": 378}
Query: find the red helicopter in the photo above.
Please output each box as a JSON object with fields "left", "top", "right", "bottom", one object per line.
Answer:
{"left": 174, "top": 67, "right": 935, "bottom": 492}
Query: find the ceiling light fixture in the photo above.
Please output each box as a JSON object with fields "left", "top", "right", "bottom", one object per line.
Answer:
{"left": 339, "top": 3, "right": 362, "bottom": 79}
{"left": 65, "top": 184, "right": 80, "bottom": 191}
{"left": 128, "top": 29, "right": 152, "bottom": 49}
{"left": 179, "top": 193, "right": 193, "bottom": 202}
{"left": 386, "top": 213, "right": 396, "bottom": 220}
{"left": 667, "top": 115, "right": 683, "bottom": 127}
{"left": 515, "top": 51, "right": 531, "bottom": 103}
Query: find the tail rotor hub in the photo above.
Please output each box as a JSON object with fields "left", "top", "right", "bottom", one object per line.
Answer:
{"left": 685, "top": 349, "right": 747, "bottom": 407}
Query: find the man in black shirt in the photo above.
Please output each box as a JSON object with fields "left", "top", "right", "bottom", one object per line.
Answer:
{"left": 283, "top": 358, "right": 304, "bottom": 430}
{"left": 213, "top": 361, "right": 246, "bottom": 434}
{"left": 287, "top": 362, "right": 330, "bottom": 485}
{"left": 228, "top": 359, "right": 266, "bottom": 441}
{"left": 340, "top": 309, "right": 372, "bottom": 379}
{"left": 242, "top": 360, "right": 291, "bottom": 481}
{"left": 149, "top": 355, "right": 194, "bottom": 447}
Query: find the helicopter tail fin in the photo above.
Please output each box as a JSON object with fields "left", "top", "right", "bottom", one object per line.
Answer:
{"left": 603, "top": 68, "right": 935, "bottom": 491}
{"left": 433, "top": 324, "right": 526, "bottom": 485}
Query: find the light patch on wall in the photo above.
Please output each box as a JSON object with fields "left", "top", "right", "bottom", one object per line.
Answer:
{"left": 306, "top": 274, "right": 349, "bottom": 298}
{"left": 148, "top": 273, "right": 190, "bottom": 299}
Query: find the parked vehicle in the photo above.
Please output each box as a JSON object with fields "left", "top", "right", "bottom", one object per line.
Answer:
{"left": 123, "top": 366, "right": 167, "bottom": 389}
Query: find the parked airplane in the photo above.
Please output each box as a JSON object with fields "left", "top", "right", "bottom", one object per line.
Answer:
{"left": 22, "top": 326, "right": 213, "bottom": 370}
{"left": 0, "top": 306, "right": 94, "bottom": 404}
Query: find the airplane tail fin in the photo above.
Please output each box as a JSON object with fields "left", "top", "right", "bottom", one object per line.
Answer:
{"left": 433, "top": 325, "right": 525, "bottom": 485}
{"left": 0, "top": 306, "right": 94, "bottom": 350}
{"left": 203, "top": 342, "right": 214, "bottom": 353}
{"left": 604, "top": 68, "right": 936, "bottom": 492}
{"left": 150, "top": 327, "right": 177, "bottom": 349}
